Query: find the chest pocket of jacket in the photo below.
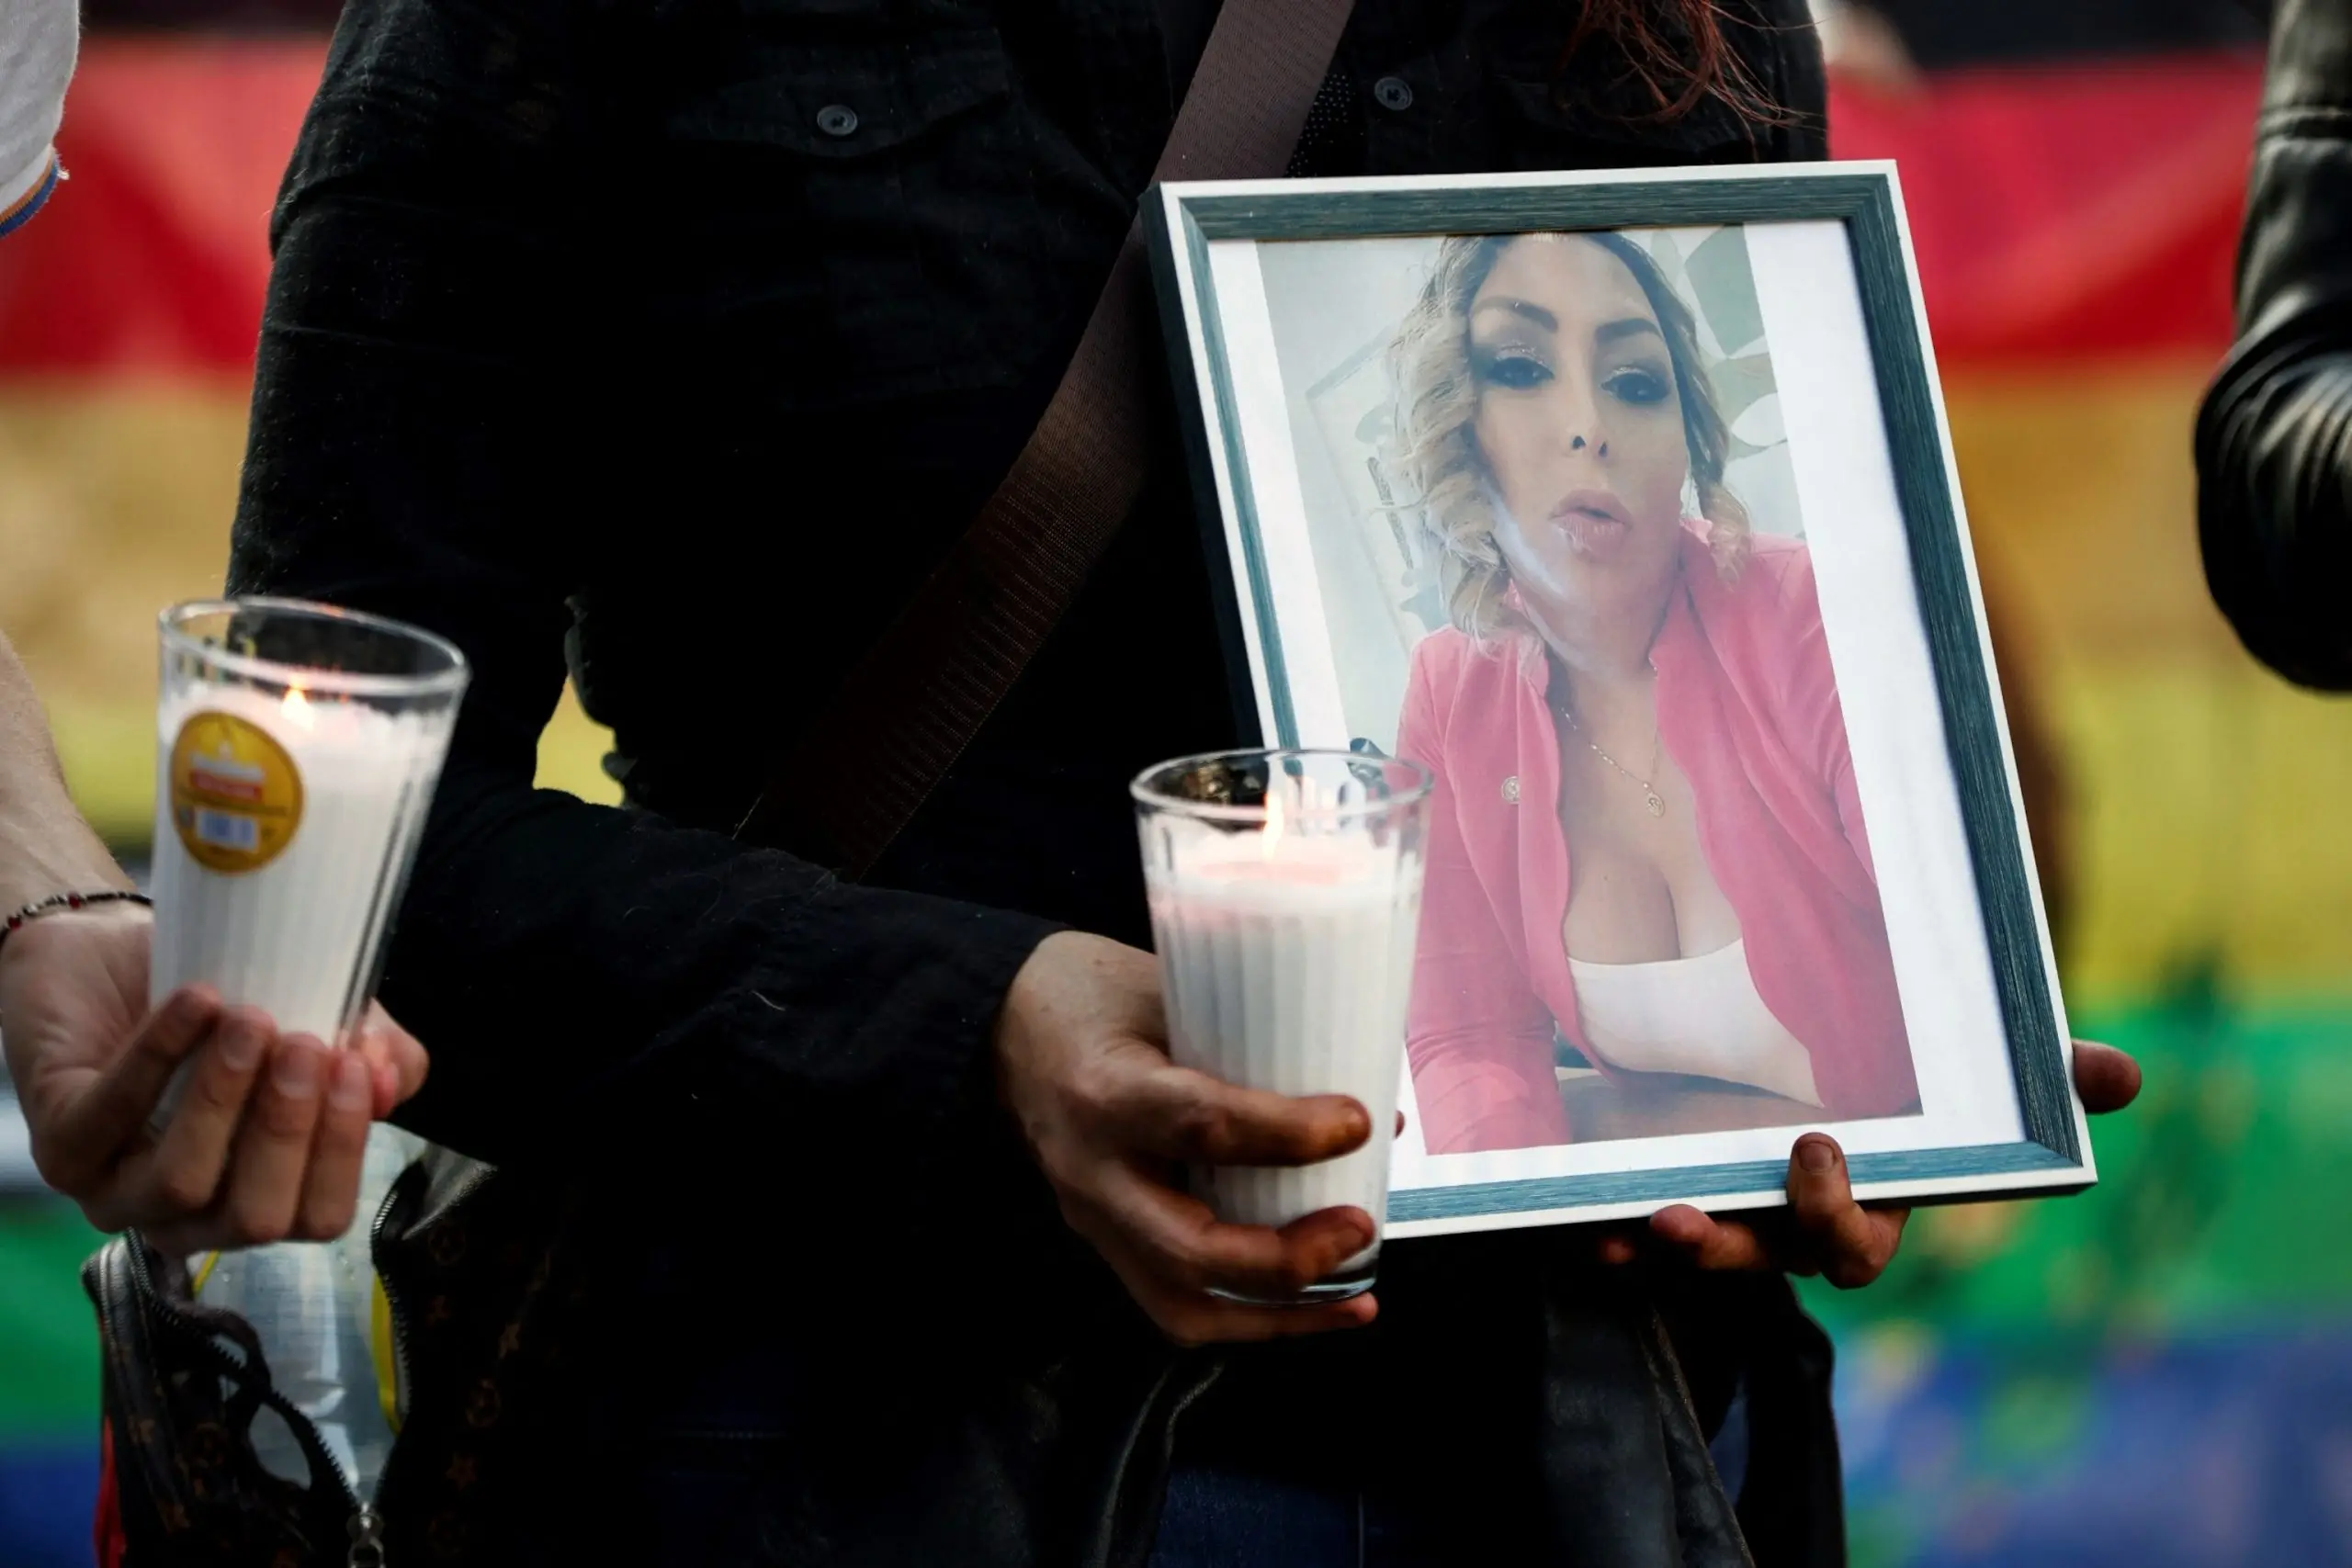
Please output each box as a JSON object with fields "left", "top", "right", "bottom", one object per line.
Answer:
{"left": 660, "top": 21, "right": 1044, "bottom": 407}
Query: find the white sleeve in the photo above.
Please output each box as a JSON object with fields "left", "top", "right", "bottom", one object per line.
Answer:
{"left": 0, "top": 0, "right": 79, "bottom": 225}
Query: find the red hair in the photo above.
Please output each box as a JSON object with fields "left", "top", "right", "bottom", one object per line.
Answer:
{"left": 1562, "top": 0, "right": 1795, "bottom": 127}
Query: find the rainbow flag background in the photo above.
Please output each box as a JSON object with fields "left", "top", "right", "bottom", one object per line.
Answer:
{"left": 2, "top": 31, "right": 2347, "bottom": 1568}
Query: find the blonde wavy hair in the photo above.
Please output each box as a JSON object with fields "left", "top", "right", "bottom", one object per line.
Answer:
{"left": 1387, "top": 231, "right": 1752, "bottom": 640}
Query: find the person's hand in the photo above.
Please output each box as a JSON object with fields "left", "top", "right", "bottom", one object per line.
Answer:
{"left": 996, "top": 931, "right": 1381, "bottom": 1346}
{"left": 0, "top": 905, "right": 428, "bottom": 1254}
{"left": 1601, "top": 1038, "right": 2145, "bottom": 1283}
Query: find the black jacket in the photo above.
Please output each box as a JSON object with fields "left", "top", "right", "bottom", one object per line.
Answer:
{"left": 2197, "top": 0, "right": 2352, "bottom": 691}
{"left": 221, "top": 0, "right": 1843, "bottom": 1562}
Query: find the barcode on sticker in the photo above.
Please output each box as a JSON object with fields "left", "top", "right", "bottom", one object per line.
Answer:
{"left": 194, "top": 810, "right": 259, "bottom": 852}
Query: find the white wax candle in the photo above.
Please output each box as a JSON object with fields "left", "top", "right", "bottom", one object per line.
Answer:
{"left": 1145, "top": 815, "right": 1423, "bottom": 1247}
{"left": 149, "top": 681, "right": 455, "bottom": 1045}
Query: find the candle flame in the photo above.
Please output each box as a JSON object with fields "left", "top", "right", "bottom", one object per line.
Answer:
{"left": 1261, "top": 785, "right": 1285, "bottom": 861}
{"left": 280, "top": 684, "right": 315, "bottom": 731}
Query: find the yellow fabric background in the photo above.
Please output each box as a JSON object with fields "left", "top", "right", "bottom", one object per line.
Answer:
{"left": 1, "top": 359, "right": 2344, "bottom": 1000}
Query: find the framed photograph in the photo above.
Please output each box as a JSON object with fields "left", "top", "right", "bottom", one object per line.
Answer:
{"left": 1143, "top": 163, "right": 2092, "bottom": 1237}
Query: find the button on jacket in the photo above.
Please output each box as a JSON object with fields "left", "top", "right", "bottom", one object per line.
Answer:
{"left": 225, "top": 0, "right": 1842, "bottom": 1562}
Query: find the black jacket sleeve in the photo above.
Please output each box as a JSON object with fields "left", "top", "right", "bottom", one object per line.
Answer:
{"left": 226, "top": 0, "right": 1058, "bottom": 1183}
{"left": 2195, "top": 0, "right": 2352, "bottom": 691}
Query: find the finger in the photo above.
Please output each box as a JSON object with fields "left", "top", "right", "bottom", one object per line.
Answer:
{"left": 1647, "top": 1205, "right": 1772, "bottom": 1271}
{"left": 1590, "top": 1224, "right": 1645, "bottom": 1267}
{"left": 215, "top": 1035, "right": 331, "bottom": 1247}
{"left": 1091, "top": 1165, "right": 1374, "bottom": 1300}
{"left": 118, "top": 1004, "right": 274, "bottom": 1224}
{"left": 2072, "top": 1040, "right": 2143, "bottom": 1115}
{"left": 290, "top": 1053, "right": 374, "bottom": 1241}
{"left": 354, "top": 1009, "right": 429, "bottom": 1118}
{"left": 41, "top": 987, "right": 225, "bottom": 1191}
{"left": 1098, "top": 1058, "right": 1371, "bottom": 1168}
{"left": 1787, "top": 1135, "right": 1905, "bottom": 1288}
{"left": 1395, "top": 1110, "right": 1407, "bottom": 1137}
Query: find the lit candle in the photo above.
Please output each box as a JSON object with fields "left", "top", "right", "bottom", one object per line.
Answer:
{"left": 146, "top": 599, "right": 467, "bottom": 1121}
{"left": 1135, "top": 752, "right": 1430, "bottom": 1301}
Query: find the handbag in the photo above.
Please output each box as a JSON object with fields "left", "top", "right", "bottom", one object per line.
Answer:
{"left": 86, "top": 1234, "right": 370, "bottom": 1566}
{"left": 86, "top": 1140, "right": 512, "bottom": 1568}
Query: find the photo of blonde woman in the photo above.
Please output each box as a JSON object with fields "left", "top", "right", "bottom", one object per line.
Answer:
{"left": 1377, "top": 229, "right": 1921, "bottom": 1154}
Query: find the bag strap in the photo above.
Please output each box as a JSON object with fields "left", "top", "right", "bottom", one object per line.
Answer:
{"left": 735, "top": 0, "right": 1360, "bottom": 874}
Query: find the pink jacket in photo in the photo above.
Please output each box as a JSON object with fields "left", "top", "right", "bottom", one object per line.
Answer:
{"left": 1394, "top": 527, "right": 1919, "bottom": 1155}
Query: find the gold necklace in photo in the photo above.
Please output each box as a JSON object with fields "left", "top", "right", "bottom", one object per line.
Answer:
{"left": 1556, "top": 703, "right": 1667, "bottom": 818}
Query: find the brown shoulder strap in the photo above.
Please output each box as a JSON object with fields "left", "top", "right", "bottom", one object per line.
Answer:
{"left": 736, "top": 0, "right": 1359, "bottom": 874}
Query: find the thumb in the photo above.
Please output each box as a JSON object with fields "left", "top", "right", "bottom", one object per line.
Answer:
{"left": 2072, "top": 1040, "right": 2142, "bottom": 1115}
{"left": 1787, "top": 1134, "right": 1902, "bottom": 1288}
{"left": 356, "top": 1004, "right": 429, "bottom": 1117}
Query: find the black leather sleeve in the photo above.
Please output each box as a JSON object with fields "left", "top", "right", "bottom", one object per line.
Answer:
{"left": 2196, "top": 0, "right": 2352, "bottom": 691}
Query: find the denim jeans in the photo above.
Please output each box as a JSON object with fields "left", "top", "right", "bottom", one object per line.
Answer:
{"left": 1148, "top": 1384, "right": 1753, "bottom": 1567}
{"left": 1147, "top": 1465, "right": 1439, "bottom": 1568}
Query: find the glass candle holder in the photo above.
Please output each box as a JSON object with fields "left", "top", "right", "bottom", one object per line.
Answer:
{"left": 1132, "top": 748, "right": 1432, "bottom": 1303}
{"left": 148, "top": 599, "right": 469, "bottom": 1126}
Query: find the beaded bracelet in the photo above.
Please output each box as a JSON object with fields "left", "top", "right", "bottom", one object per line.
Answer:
{"left": 0, "top": 890, "right": 153, "bottom": 960}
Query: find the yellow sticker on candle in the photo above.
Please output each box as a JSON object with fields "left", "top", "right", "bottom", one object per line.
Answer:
{"left": 168, "top": 710, "right": 305, "bottom": 874}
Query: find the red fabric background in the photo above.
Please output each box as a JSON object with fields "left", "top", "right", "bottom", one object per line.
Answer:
{"left": 0, "top": 39, "right": 324, "bottom": 374}
{"left": 0, "top": 41, "right": 2265, "bottom": 376}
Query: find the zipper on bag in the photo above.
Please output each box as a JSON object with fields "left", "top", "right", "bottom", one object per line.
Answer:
{"left": 125, "top": 1156, "right": 494, "bottom": 1565}
{"left": 346, "top": 1504, "right": 388, "bottom": 1567}
{"left": 123, "top": 1225, "right": 375, "bottom": 1557}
